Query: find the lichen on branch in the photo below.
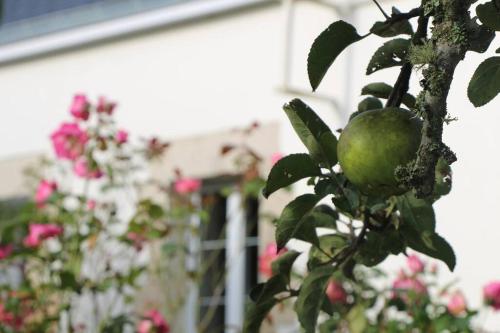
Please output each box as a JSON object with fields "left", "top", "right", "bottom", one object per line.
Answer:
{"left": 396, "top": 0, "right": 492, "bottom": 197}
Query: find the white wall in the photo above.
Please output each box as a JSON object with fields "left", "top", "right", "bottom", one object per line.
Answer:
{"left": 0, "top": 0, "right": 499, "bottom": 329}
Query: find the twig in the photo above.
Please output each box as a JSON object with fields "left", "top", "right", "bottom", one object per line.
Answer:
{"left": 386, "top": 14, "right": 428, "bottom": 108}
{"left": 372, "top": 0, "right": 390, "bottom": 19}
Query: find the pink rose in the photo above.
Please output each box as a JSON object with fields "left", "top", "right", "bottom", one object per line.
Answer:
{"left": 23, "top": 224, "right": 63, "bottom": 248}
{"left": 138, "top": 320, "right": 153, "bottom": 333}
{"left": 35, "top": 180, "right": 57, "bottom": 207}
{"left": 258, "top": 243, "right": 287, "bottom": 278}
{"left": 86, "top": 200, "right": 96, "bottom": 210}
{"left": 174, "top": 178, "right": 201, "bottom": 194}
{"left": 74, "top": 158, "right": 104, "bottom": 179}
{"left": 70, "top": 94, "right": 90, "bottom": 121}
{"left": 447, "top": 291, "right": 467, "bottom": 316}
{"left": 326, "top": 280, "right": 347, "bottom": 304}
{"left": 0, "top": 244, "right": 13, "bottom": 260}
{"left": 271, "top": 152, "right": 283, "bottom": 166}
{"left": 392, "top": 276, "right": 427, "bottom": 303}
{"left": 138, "top": 310, "right": 170, "bottom": 333}
{"left": 97, "top": 96, "right": 116, "bottom": 115}
{"left": 407, "top": 254, "right": 425, "bottom": 274}
{"left": 50, "top": 123, "right": 88, "bottom": 160}
{"left": 484, "top": 281, "right": 500, "bottom": 310}
{"left": 115, "top": 130, "right": 128, "bottom": 144}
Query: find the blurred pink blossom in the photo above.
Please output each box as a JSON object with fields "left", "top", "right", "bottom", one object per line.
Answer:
{"left": 69, "top": 94, "right": 90, "bottom": 121}
{"left": 258, "top": 243, "right": 287, "bottom": 278}
{"left": 35, "top": 180, "right": 57, "bottom": 207}
{"left": 326, "top": 280, "right": 347, "bottom": 304}
{"left": 174, "top": 178, "right": 201, "bottom": 194}
{"left": 484, "top": 281, "right": 500, "bottom": 310}
{"left": 74, "top": 158, "right": 104, "bottom": 179}
{"left": 87, "top": 200, "right": 96, "bottom": 210}
{"left": 392, "top": 276, "right": 427, "bottom": 302}
{"left": 127, "top": 232, "right": 147, "bottom": 251}
{"left": 0, "top": 245, "right": 13, "bottom": 260}
{"left": 50, "top": 123, "right": 88, "bottom": 160}
{"left": 447, "top": 291, "right": 467, "bottom": 316}
{"left": 97, "top": 96, "right": 116, "bottom": 115}
{"left": 138, "top": 309, "right": 170, "bottom": 333}
{"left": 23, "top": 224, "right": 63, "bottom": 248}
{"left": 270, "top": 152, "right": 283, "bottom": 166}
{"left": 407, "top": 254, "right": 425, "bottom": 274}
{"left": 116, "top": 130, "right": 128, "bottom": 144}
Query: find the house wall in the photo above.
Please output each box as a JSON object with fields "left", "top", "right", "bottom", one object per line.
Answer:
{"left": 0, "top": 0, "right": 499, "bottom": 330}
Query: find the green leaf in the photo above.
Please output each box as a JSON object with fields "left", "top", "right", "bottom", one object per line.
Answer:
{"left": 263, "top": 153, "right": 321, "bottom": 198}
{"left": 370, "top": 13, "right": 413, "bottom": 37}
{"left": 347, "top": 304, "right": 368, "bottom": 333}
{"left": 250, "top": 275, "right": 288, "bottom": 302}
{"left": 469, "top": 21, "right": 495, "bottom": 53}
{"left": 242, "top": 297, "right": 277, "bottom": 333}
{"left": 283, "top": 99, "right": 338, "bottom": 168}
{"left": 308, "top": 21, "right": 364, "bottom": 91}
{"left": 275, "top": 194, "right": 322, "bottom": 250}
{"left": 357, "top": 97, "right": 383, "bottom": 112}
{"left": 477, "top": 1, "right": 500, "bottom": 31}
{"left": 271, "top": 250, "right": 301, "bottom": 282}
{"left": 402, "top": 227, "right": 456, "bottom": 271}
{"left": 314, "top": 178, "right": 340, "bottom": 197}
{"left": 244, "top": 275, "right": 288, "bottom": 333}
{"left": 361, "top": 82, "right": 416, "bottom": 108}
{"left": 295, "top": 266, "right": 335, "bottom": 333}
{"left": 367, "top": 39, "right": 410, "bottom": 74}
{"left": 467, "top": 57, "right": 500, "bottom": 107}
{"left": 59, "top": 271, "right": 80, "bottom": 292}
{"left": 308, "top": 234, "right": 348, "bottom": 269}
{"left": 307, "top": 204, "right": 339, "bottom": 229}
{"left": 396, "top": 192, "right": 435, "bottom": 232}
{"left": 497, "top": 47, "right": 500, "bottom": 53}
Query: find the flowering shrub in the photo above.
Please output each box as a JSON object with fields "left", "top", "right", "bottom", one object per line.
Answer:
{"left": 260, "top": 245, "right": 500, "bottom": 332}
{"left": 0, "top": 94, "right": 177, "bottom": 332}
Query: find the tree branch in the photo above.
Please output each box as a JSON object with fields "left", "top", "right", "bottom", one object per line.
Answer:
{"left": 397, "top": 0, "right": 474, "bottom": 197}
{"left": 386, "top": 12, "right": 428, "bottom": 108}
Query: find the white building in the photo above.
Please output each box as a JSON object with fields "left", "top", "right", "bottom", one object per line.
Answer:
{"left": 0, "top": 0, "right": 499, "bottom": 331}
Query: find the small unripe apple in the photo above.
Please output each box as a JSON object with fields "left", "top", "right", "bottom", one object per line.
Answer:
{"left": 337, "top": 107, "right": 422, "bottom": 196}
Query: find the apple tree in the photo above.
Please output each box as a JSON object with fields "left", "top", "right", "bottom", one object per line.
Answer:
{"left": 243, "top": 0, "right": 499, "bottom": 331}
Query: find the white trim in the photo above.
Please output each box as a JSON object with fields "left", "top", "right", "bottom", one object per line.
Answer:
{"left": 225, "top": 192, "right": 246, "bottom": 333}
{"left": 0, "top": 0, "right": 276, "bottom": 65}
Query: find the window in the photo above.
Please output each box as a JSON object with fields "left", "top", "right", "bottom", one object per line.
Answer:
{"left": 185, "top": 176, "right": 259, "bottom": 333}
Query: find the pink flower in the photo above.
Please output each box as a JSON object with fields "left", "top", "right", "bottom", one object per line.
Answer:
{"left": 271, "top": 152, "right": 283, "bottom": 166}
{"left": 97, "top": 96, "right": 116, "bottom": 115}
{"left": 138, "top": 310, "right": 170, "bottom": 333}
{"left": 407, "top": 254, "right": 425, "bottom": 274}
{"left": 69, "top": 94, "right": 90, "bottom": 121}
{"left": 174, "top": 178, "right": 201, "bottom": 194}
{"left": 35, "top": 180, "right": 57, "bottom": 207}
{"left": 0, "top": 244, "right": 13, "bottom": 260}
{"left": 448, "top": 292, "right": 467, "bottom": 316}
{"left": 484, "top": 281, "right": 500, "bottom": 310}
{"left": 115, "top": 130, "right": 128, "bottom": 144}
{"left": 392, "top": 276, "right": 427, "bottom": 303}
{"left": 23, "top": 224, "right": 63, "bottom": 248}
{"left": 138, "top": 320, "right": 153, "bottom": 333}
{"left": 86, "top": 200, "right": 96, "bottom": 210}
{"left": 50, "top": 123, "right": 88, "bottom": 160}
{"left": 258, "top": 243, "right": 287, "bottom": 278}
{"left": 326, "top": 280, "right": 347, "bottom": 304}
{"left": 127, "top": 232, "right": 147, "bottom": 251}
{"left": 74, "top": 158, "right": 104, "bottom": 179}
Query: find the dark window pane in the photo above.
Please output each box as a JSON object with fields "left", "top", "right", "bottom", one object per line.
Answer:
{"left": 245, "top": 197, "right": 259, "bottom": 294}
